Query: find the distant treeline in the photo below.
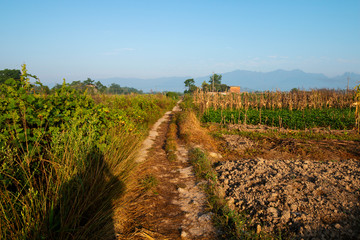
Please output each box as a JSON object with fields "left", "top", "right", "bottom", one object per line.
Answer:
{"left": 52, "top": 78, "right": 144, "bottom": 94}
{"left": 184, "top": 73, "right": 230, "bottom": 93}
{"left": 0, "top": 69, "right": 143, "bottom": 95}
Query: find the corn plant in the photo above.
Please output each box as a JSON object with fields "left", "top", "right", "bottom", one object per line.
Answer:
{"left": 354, "top": 84, "right": 360, "bottom": 132}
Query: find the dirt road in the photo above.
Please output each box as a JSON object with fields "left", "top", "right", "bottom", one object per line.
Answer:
{"left": 132, "top": 103, "right": 216, "bottom": 239}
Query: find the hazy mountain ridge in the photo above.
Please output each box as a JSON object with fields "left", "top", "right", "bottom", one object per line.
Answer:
{"left": 97, "top": 69, "right": 360, "bottom": 92}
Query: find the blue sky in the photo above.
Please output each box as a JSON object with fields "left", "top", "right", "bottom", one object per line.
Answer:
{"left": 1, "top": 0, "right": 359, "bottom": 85}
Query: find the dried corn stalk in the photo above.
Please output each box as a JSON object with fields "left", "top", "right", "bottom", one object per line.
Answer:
{"left": 354, "top": 84, "right": 360, "bottom": 133}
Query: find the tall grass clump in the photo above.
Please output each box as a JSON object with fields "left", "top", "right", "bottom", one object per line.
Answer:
{"left": 176, "top": 109, "right": 216, "bottom": 151}
{"left": 1, "top": 120, "right": 140, "bottom": 239}
{"left": 44, "top": 122, "right": 140, "bottom": 240}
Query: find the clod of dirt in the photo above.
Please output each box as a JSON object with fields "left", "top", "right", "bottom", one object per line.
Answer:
{"left": 215, "top": 158, "right": 360, "bottom": 239}
{"left": 223, "top": 134, "right": 254, "bottom": 150}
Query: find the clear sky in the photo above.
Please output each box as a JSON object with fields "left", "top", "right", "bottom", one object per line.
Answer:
{"left": 1, "top": 0, "right": 359, "bottom": 85}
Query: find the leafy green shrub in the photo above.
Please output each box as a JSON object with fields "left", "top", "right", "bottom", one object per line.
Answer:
{"left": 0, "top": 65, "right": 177, "bottom": 239}
{"left": 165, "top": 91, "right": 179, "bottom": 99}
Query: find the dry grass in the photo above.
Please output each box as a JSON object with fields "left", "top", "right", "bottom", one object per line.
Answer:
{"left": 177, "top": 110, "right": 217, "bottom": 151}
{"left": 193, "top": 89, "right": 355, "bottom": 113}
{"left": 354, "top": 84, "right": 360, "bottom": 132}
{"left": 0, "top": 123, "right": 141, "bottom": 240}
{"left": 165, "top": 115, "right": 178, "bottom": 162}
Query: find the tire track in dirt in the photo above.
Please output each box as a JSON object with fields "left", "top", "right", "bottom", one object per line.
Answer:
{"left": 172, "top": 143, "right": 215, "bottom": 239}
{"left": 136, "top": 108, "right": 174, "bottom": 163}
{"left": 133, "top": 102, "right": 216, "bottom": 239}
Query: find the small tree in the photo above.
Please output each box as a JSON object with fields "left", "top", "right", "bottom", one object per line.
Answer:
{"left": 184, "top": 78, "right": 196, "bottom": 93}
{"left": 201, "top": 81, "right": 210, "bottom": 92}
{"left": 83, "top": 78, "right": 95, "bottom": 85}
{"left": 95, "top": 81, "right": 107, "bottom": 93}
{"left": 208, "top": 74, "right": 228, "bottom": 92}
{"left": 209, "top": 74, "right": 222, "bottom": 91}
{"left": 109, "top": 83, "right": 122, "bottom": 94}
{"left": 291, "top": 88, "right": 299, "bottom": 93}
{"left": 219, "top": 83, "right": 229, "bottom": 92}
{"left": 0, "top": 69, "right": 21, "bottom": 84}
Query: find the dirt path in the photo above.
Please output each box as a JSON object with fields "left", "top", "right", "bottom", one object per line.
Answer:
{"left": 132, "top": 103, "right": 216, "bottom": 239}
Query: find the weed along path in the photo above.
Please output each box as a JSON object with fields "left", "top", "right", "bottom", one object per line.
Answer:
{"left": 130, "top": 102, "right": 216, "bottom": 239}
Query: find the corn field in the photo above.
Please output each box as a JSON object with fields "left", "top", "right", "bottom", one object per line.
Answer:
{"left": 193, "top": 89, "right": 355, "bottom": 112}
{"left": 193, "top": 89, "right": 358, "bottom": 130}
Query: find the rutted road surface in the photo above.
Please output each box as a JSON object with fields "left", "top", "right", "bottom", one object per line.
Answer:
{"left": 133, "top": 102, "right": 216, "bottom": 239}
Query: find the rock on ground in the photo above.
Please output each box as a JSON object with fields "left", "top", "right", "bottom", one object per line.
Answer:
{"left": 215, "top": 158, "right": 360, "bottom": 239}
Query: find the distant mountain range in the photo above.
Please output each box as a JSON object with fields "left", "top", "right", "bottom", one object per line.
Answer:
{"left": 97, "top": 69, "right": 360, "bottom": 92}
{"left": 97, "top": 76, "right": 189, "bottom": 93}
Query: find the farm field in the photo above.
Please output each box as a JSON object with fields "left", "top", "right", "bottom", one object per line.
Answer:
{"left": 1, "top": 67, "right": 360, "bottom": 239}
{"left": 190, "top": 89, "right": 360, "bottom": 239}
{"left": 211, "top": 123, "right": 360, "bottom": 239}
{"left": 2, "top": 1, "right": 360, "bottom": 239}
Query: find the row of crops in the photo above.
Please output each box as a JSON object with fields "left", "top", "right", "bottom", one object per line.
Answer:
{"left": 0, "top": 65, "right": 177, "bottom": 239}
{"left": 193, "top": 89, "right": 359, "bottom": 130}
{"left": 202, "top": 108, "right": 355, "bottom": 130}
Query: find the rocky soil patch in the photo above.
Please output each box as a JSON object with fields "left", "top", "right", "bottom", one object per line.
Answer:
{"left": 215, "top": 158, "right": 360, "bottom": 239}
{"left": 223, "top": 134, "right": 254, "bottom": 150}
{"left": 172, "top": 144, "right": 215, "bottom": 239}
{"left": 226, "top": 123, "right": 357, "bottom": 135}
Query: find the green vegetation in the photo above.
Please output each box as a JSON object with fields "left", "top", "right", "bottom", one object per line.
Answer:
{"left": 184, "top": 78, "right": 197, "bottom": 93}
{"left": 184, "top": 74, "right": 230, "bottom": 93}
{"left": 0, "top": 65, "right": 176, "bottom": 239}
{"left": 202, "top": 107, "right": 355, "bottom": 130}
{"left": 165, "top": 91, "right": 180, "bottom": 99}
{"left": 0, "top": 69, "right": 21, "bottom": 84}
{"left": 193, "top": 89, "right": 358, "bottom": 130}
{"left": 2, "top": 68, "right": 145, "bottom": 95}
{"left": 208, "top": 73, "right": 229, "bottom": 92}
{"left": 52, "top": 79, "right": 143, "bottom": 95}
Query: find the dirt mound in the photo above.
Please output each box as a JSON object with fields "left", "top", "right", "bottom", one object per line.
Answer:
{"left": 215, "top": 158, "right": 360, "bottom": 239}
{"left": 223, "top": 135, "right": 254, "bottom": 150}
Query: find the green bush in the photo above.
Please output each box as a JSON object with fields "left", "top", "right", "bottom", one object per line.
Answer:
{"left": 0, "top": 65, "right": 177, "bottom": 239}
{"left": 166, "top": 91, "right": 180, "bottom": 99}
